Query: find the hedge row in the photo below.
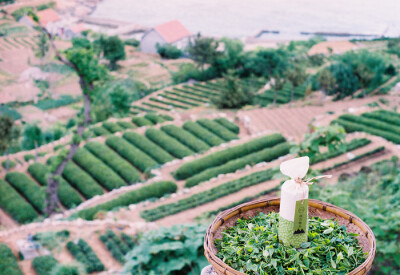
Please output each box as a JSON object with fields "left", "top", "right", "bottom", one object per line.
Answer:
{"left": 28, "top": 163, "right": 83, "bottom": 209}
{"left": 131, "top": 116, "right": 154, "bottom": 127}
{"left": 186, "top": 85, "right": 221, "bottom": 96}
{"left": 116, "top": 121, "right": 136, "bottom": 129}
{"left": 197, "top": 119, "right": 238, "bottom": 141}
{"left": 145, "top": 128, "right": 194, "bottom": 159}
{"left": 77, "top": 181, "right": 177, "bottom": 220}
{"left": 182, "top": 121, "right": 225, "bottom": 146}
{"left": 121, "top": 232, "right": 136, "bottom": 249}
{"left": 62, "top": 161, "right": 104, "bottom": 199}
{"left": 85, "top": 142, "right": 141, "bottom": 184}
{"left": 67, "top": 239, "right": 104, "bottom": 273}
{"left": 141, "top": 169, "right": 277, "bottom": 221}
{"left": 160, "top": 94, "right": 200, "bottom": 106}
{"left": 144, "top": 113, "right": 167, "bottom": 124}
{"left": 142, "top": 102, "right": 171, "bottom": 111}
{"left": 5, "top": 172, "right": 45, "bottom": 213}
{"left": 32, "top": 255, "right": 58, "bottom": 275}
{"left": 164, "top": 90, "right": 208, "bottom": 103}
{"left": 161, "top": 125, "right": 210, "bottom": 153}
{"left": 321, "top": 146, "right": 385, "bottom": 173}
{"left": 91, "top": 126, "right": 111, "bottom": 136}
{"left": 149, "top": 97, "right": 189, "bottom": 109}
{"left": 99, "top": 230, "right": 130, "bottom": 263}
{"left": 34, "top": 95, "right": 79, "bottom": 110}
{"left": 185, "top": 142, "right": 290, "bottom": 187}
{"left": 310, "top": 138, "right": 371, "bottom": 164}
{"left": 173, "top": 87, "right": 210, "bottom": 99}
{"left": 159, "top": 114, "right": 174, "bottom": 121}
{"left": 334, "top": 118, "right": 400, "bottom": 144}
{"left": 73, "top": 148, "right": 126, "bottom": 190}
{"left": 214, "top": 118, "right": 240, "bottom": 134}
{"left": 174, "top": 133, "right": 286, "bottom": 180}
{"left": 339, "top": 114, "right": 400, "bottom": 135}
{"left": 123, "top": 131, "right": 174, "bottom": 164}
{"left": 102, "top": 122, "right": 124, "bottom": 133}
{"left": 0, "top": 244, "right": 23, "bottom": 275}
{"left": 361, "top": 110, "right": 400, "bottom": 126}
{"left": 106, "top": 136, "right": 158, "bottom": 172}
{"left": 131, "top": 105, "right": 156, "bottom": 113}
{"left": 0, "top": 179, "right": 37, "bottom": 223}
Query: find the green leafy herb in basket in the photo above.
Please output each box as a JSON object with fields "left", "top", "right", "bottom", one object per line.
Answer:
{"left": 215, "top": 212, "right": 366, "bottom": 275}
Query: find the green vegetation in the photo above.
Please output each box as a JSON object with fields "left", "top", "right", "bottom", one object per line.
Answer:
{"left": 144, "top": 113, "right": 167, "bottom": 124}
{"left": 2, "top": 160, "right": 16, "bottom": 169}
{"left": 32, "top": 255, "right": 58, "bottom": 275}
{"left": 0, "top": 244, "right": 23, "bottom": 275}
{"left": 149, "top": 97, "right": 189, "bottom": 109}
{"left": 66, "top": 239, "right": 104, "bottom": 273}
{"left": 215, "top": 118, "right": 240, "bottom": 134}
{"left": 102, "top": 121, "right": 124, "bottom": 133}
{"left": 145, "top": 128, "right": 194, "bottom": 158}
{"left": 0, "top": 106, "right": 22, "bottom": 120}
{"left": 197, "top": 118, "right": 238, "bottom": 141}
{"left": 77, "top": 181, "right": 177, "bottom": 220}
{"left": 156, "top": 43, "right": 183, "bottom": 59}
{"left": 91, "top": 126, "right": 111, "bottom": 136}
{"left": 131, "top": 116, "right": 153, "bottom": 127}
{"left": 116, "top": 121, "right": 136, "bottom": 129}
{"left": 99, "top": 230, "right": 132, "bottom": 263}
{"left": 183, "top": 121, "right": 225, "bottom": 146}
{"left": 161, "top": 124, "right": 210, "bottom": 153}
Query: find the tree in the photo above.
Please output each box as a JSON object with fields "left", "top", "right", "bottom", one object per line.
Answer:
{"left": 328, "top": 63, "right": 359, "bottom": 99}
{"left": 35, "top": 33, "right": 49, "bottom": 63}
{"left": 188, "top": 33, "right": 220, "bottom": 71}
{"left": 212, "top": 70, "right": 254, "bottom": 109}
{"left": 317, "top": 69, "right": 336, "bottom": 104}
{"left": 241, "top": 48, "right": 289, "bottom": 78}
{"left": 211, "top": 37, "right": 244, "bottom": 75}
{"left": 22, "top": 123, "right": 42, "bottom": 161}
{"left": 101, "top": 36, "right": 126, "bottom": 70}
{"left": 285, "top": 64, "right": 307, "bottom": 102}
{"left": 270, "top": 74, "right": 285, "bottom": 106}
{"left": 0, "top": 116, "right": 13, "bottom": 172}
{"left": 109, "top": 85, "right": 132, "bottom": 115}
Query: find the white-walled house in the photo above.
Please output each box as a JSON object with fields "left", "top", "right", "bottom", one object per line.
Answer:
{"left": 141, "top": 20, "right": 191, "bottom": 54}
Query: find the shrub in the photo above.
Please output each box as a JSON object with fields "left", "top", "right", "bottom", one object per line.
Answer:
{"left": 214, "top": 117, "right": 240, "bottom": 134}
{"left": 77, "top": 181, "right": 177, "bottom": 220}
{"left": 116, "top": 121, "right": 136, "bottom": 129}
{"left": 91, "top": 126, "right": 111, "bottom": 136}
{"left": 0, "top": 106, "right": 22, "bottom": 120}
{"left": 142, "top": 168, "right": 277, "bottom": 221}
{"left": 100, "top": 235, "right": 125, "bottom": 263}
{"left": 156, "top": 43, "right": 183, "bottom": 59}
{"left": 131, "top": 116, "right": 153, "bottom": 127}
{"left": 106, "top": 230, "right": 130, "bottom": 254}
{"left": 62, "top": 161, "right": 104, "bottom": 199}
{"left": 197, "top": 118, "right": 238, "bottom": 141}
{"left": 5, "top": 172, "right": 45, "bottom": 213}
{"left": 32, "top": 255, "right": 58, "bottom": 275}
{"left": 77, "top": 239, "right": 104, "bottom": 272}
{"left": 161, "top": 125, "right": 210, "bottom": 153}
{"left": 159, "top": 114, "right": 174, "bottom": 121}
{"left": 66, "top": 242, "right": 92, "bottom": 273}
{"left": 85, "top": 142, "right": 141, "bottom": 184}
{"left": 0, "top": 179, "right": 38, "bottom": 223}
{"left": 143, "top": 113, "right": 167, "bottom": 124}
{"left": 174, "top": 133, "right": 286, "bottom": 179}
{"left": 34, "top": 95, "right": 80, "bottom": 110}
{"left": 145, "top": 128, "right": 194, "bottom": 158}
{"left": 0, "top": 244, "right": 23, "bottom": 275}
{"left": 24, "top": 154, "right": 35, "bottom": 162}
{"left": 106, "top": 136, "right": 158, "bottom": 172}
{"left": 102, "top": 122, "right": 124, "bottom": 133}
{"left": 124, "top": 38, "right": 140, "bottom": 47}
{"left": 2, "top": 160, "right": 16, "bottom": 169}
{"left": 185, "top": 142, "right": 290, "bottom": 187}
{"left": 73, "top": 148, "right": 126, "bottom": 190}
{"left": 28, "top": 163, "right": 83, "bottom": 209}
{"left": 121, "top": 233, "right": 136, "bottom": 249}
{"left": 182, "top": 121, "right": 224, "bottom": 146}
{"left": 123, "top": 131, "right": 174, "bottom": 164}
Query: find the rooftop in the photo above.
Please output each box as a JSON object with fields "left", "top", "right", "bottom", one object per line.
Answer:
{"left": 37, "top": 8, "right": 61, "bottom": 26}
{"left": 154, "top": 19, "right": 191, "bottom": 43}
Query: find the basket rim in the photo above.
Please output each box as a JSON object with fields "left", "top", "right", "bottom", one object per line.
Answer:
{"left": 204, "top": 197, "right": 376, "bottom": 275}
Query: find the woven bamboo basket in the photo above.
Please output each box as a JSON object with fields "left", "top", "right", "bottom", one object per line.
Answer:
{"left": 204, "top": 197, "right": 376, "bottom": 275}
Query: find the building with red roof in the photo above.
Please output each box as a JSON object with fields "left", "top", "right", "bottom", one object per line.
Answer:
{"left": 141, "top": 20, "right": 191, "bottom": 54}
{"left": 36, "top": 8, "right": 60, "bottom": 27}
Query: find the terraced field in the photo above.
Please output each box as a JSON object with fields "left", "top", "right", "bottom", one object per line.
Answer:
{"left": 253, "top": 82, "right": 308, "bottom": 106}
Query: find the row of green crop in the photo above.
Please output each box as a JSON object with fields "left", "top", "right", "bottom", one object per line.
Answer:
{"left": 77, "top": 181, "right": 177, "bottom": 220}
{"left": 361, "top": 110, "right": 400, "bottom": 126}
{"left": 160, "top": 125, "right": 210, "bottom": 153}
{"left": 173, "top": 87, "right": 211, "bottom": 99}
{"left": 254, "top": 83, "right": 307, "bottom": 106}
{"left": 132, "top": 105, "right": 157, "bottom": 112}
{"left": 214, "top": 118, "right": 240, "bottom": 134}
{"left": 34, "top": 95, "right": 80, "bottom": 110}
{"left": 141, "top": 102, "right": 171, "bottom": 111}
{"left": 0, "top": 244, "right": 23, "bottom": 275}
{"left": 99, "top": 230, "right": 134, "bottom": 263}
{"left": 197, "top": 119, "right": 238, "bottom": 141}
{"left": 182, "top": 121, "right": 225, "bottom": 146}
{"left": 145, "top": 128, "right": 194, "bottom": 158}
{"left": 149, "top": 97, "right": 189, "bottom": 109}
{"left": 66, "top": 239, "right": 104, "bottom": 273}
{"left": 32, "top": 255, "right": 58, "bottom": 275}
{"left": 141, "top": 168, "right": 278, "bottom": 221}
{"left": 164, "top": 90, "right": 208, "bottom": 103}
{"left": 159, "top": 94, "right": 200, "bottom": 106}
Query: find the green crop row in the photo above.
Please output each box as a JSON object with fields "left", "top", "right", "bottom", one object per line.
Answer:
{"left": 141, "top": 169, "right": 277, "bottom": 221}
{"left": 131, "top": 116, "right": 154, "bottom": 127}
{"left": 131, "top": 105, "right": 156, "bottom": 112}
{"left": 142, "top": 102, "right": 171, "bottom": 111}
{"left": 160, "top": 94, "right": 200, "bottom": 106}
{"left": 339, "top": 114, "right": 400, "bottom": 135}
{"left": 0, "top": 244, "right": 23, "bottom": 275}
{"left": 123, "top": 131, "right": 173, "bottom": 164}
{"left": 174, "top": 133, "right": 286, "bottom": 180}
{"left": 361, "top": 110, "right": 400, "bottom": 126}
{"left": 149, "top": 97, "right": 189, "bottom": 109}
{"left": 32, "top": 255, "right": 58, "bottom": 275}
{"left": 91, "top": 126, "right": 111, "bottom": 136}
{"left": 102, "top": 121, "right": 124, "bottom": 133}
{"left": 116, "top": 121, "right": 136, "bottom": 129}
{"left": 0, "top": 179, "right": 38, "bottom": 223}
{"left": 182, "top": 121, "right": 224, "bottom": 146}
{"left": 34, "top": 95, "right": 80, "bottom": 110}
{"left": 161, "top": 125, "right": 210, "bottom": 153}
{"left": 106, "top": 136, "right": 158, "bottom": 172}
{"left": 73, "top": 148, "right": 126, "bottom": 190}
{"left": 77, "top": 181, "right": 177, "bottom": 220}
{"left": 187, "top": 84, "right": 221, "bottom": 96}
{"left": 197, "top": 119, "right": 238, "bottom": 141}
{"left": 66, "top": 239, "right": 104, "bottom": 273}
{"left": 28, "top": 163, "right": 83, "bottom": 209}
{"left": 85, "top": 142, "right": 141, "bottom": 184}
{"left": 99, "top": 230, "right": 131, "bottom": 263}
{"left": 145, "top": 128, "right": 194, "bottom": 159}
{"left": 5, "top": 172, "right": 45, "bottom": 213}
{"left": 164, "top": 90, "right": 208, "bottom": 103}
{"left": 185, "top": 142, "right": 290, "bottom": 187}
{"left": 144, "top": 113, "right": 167, "bottom": 124}
{"left": 214, "top": 118, "right": 240, "bottom": 134}
{"left": 173, "top": 87, "right": 210, "bottom": 99}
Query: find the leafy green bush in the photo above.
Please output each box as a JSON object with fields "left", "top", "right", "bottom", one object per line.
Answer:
{"left": 214, "top": 117, "right": 240, "bottom": 134}
{"left": 102, "top": 121, "right": 124, "bottom": 133}
{"left": 34, "top": 95, "right": 80, "bottom": 110}
{"left": 62, "top": 161, "right": 104, "bottom": 199}
{"left": 156, "top": 43, "right": 183, "bottom": 59}
{"left": 123, "top": 224, "right": 207, "bottom": 274}
{"left": 121, "top": 233, "right": 136, "bottom": 249}
{"left": 5, "top": 172, "right": 45, "bottom": 213}
{"left": 142, "top": 168, "right": 277, "bottom": 221}
{"left": 32, "top": 255, "right": 58, "bottom": 275}
{"left": 67, "top": 240, "right": 104, "bottom": 273}
{"left": 122, "top": 131, "right": 174, "bottom": 164}
{"left": 1, "top": 160, "right": 16, "bottom": 169}
{"left": 77, "top": 181, "right": 177, "bottom": 220}
{"left": 145, "top": 128, "right": 194, "bottom": 158}
{"left": 72, "top": 148, "right": 126, "bottom": 190}
{"left": 131, "top": 116, "right": 153, "bottom": 127}
{"left": 85, "top": 142, "right": 141, "bottom": 184}
{"left": 161, "top": 125, "right": 210, "bottom": 153}
{"left": 197, "top": 118, "right": 238, "bottom": 141}
{"left": 91, "top": 126, "right": 111, "bottom": 136}
{"left": 24, "top": 154, "right": 35, "bottom": 162}
{"left": 174, "top": 133, "right": 286, "bottom": 180}
{"left": 100, "top": 235, "right": 125, "bottom": 263}
{"left": 11, "top": 6, "right": 33, "bottom": 20}
{"left": 0, "top": 106, "right": 22, "bottom": 120}
{"left": 144, "top": 113, "right": 167, "bottom": 124}
{"left": 159, "top": 114, "right": 174, "bottom": 121}
{"left": 124, "top": 38, "right": 140, "bottom": 47}
{"left": 185, "top": 142, "right": 290, "bottom": 187}
{"left": 0, "top": 244, "right": 23, "bottom": 275}
{"left": 0, "top": 179, "right": 38, "bottom": 223}
{"left": 78, "top": 239, "right": 104, "bottom": 272}
{"left": 106, "top": 136, "right": 158, "bottom": 172}
{"left": 116, "top": 121, "right": 136, "bottom": 129}
{"left": 28, "top": 163, "right": 83, "bottom": 209}
{"left": 182, "top": 121, "right": 224, "bottom": 146}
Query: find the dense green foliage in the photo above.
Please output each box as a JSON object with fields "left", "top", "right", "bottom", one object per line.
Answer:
{"left": 145, "top": 128, "right": 194, "bottom": 158}
{"left": 197, "top": 118, "right": 238, "bottom": 141}
{"left": 66, "top": 239, "right": 104, "bottom": 273}
{"left": 215, "top": 118, "right": 240, "bottom": 134}
{"left": 102, "top": 121, "right": 124, "bottom": 133}
{"left": 161, "top": 124, "right": 210, "bottom": 153}
{"left": 156, "top": 43, "right": 183, "bottom": 59}
{"left": 34, "top": 95, "right": 80, "bottom": 110}
{"left": 182, "top": 121, "right": 225, "bottom": 146}
{"left": 32, "top": 255, "right": 58, "bottom": 275}
{"left": 77, "top": 181, "right": 177, "bottom": 220}
{"left": 0, "top": 244, "right": 23, "bottom": 275}
{"left": 116, "top": 120, "right": 136, "bottom": 129}
{"left": 91, "top": 126, "right": 110, "bottom": 136}
{"left": 144, "top": 113, "right": 167, "bottom": 124}
{"left": 99, "top": 230, "right": 132, "bottom": 263}
{"left": 0, "top": 106, "right": 22, "bottom": 120}
{"left": 131, "top": 116, "right": 154, "bottom": 127}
